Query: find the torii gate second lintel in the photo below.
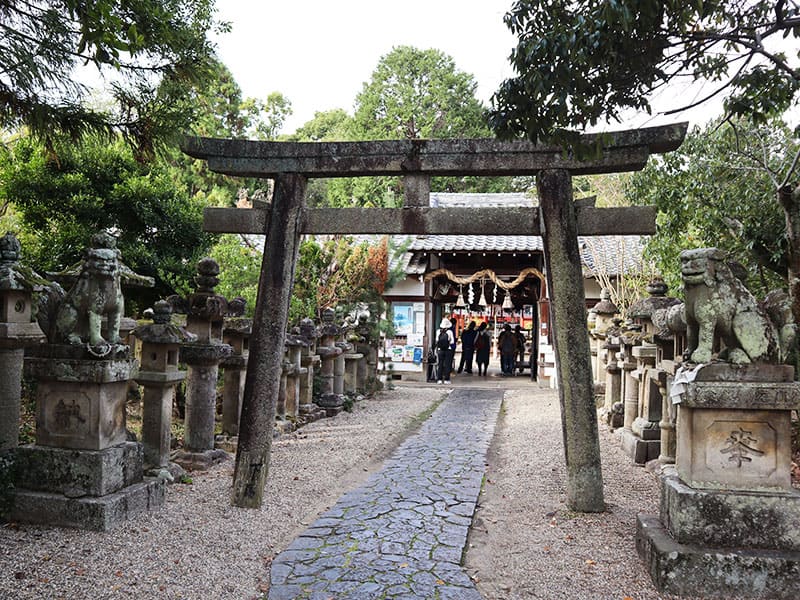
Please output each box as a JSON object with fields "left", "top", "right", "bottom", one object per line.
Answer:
{"left": 183, "top": 123, "right": 688, "bottom": 511}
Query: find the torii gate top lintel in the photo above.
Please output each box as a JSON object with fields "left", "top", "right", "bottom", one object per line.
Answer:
{"left": 182, "top": 122, "right": 687, "bottom": 179}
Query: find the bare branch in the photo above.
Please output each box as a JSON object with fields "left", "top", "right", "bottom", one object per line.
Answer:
{"left": 779, "top": 147, "right": 800, "bottom": 190}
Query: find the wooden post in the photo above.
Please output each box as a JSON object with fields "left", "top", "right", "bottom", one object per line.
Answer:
{"left": 231, "top": 173, "right": 307, "bottom": 508}
{"left": 538, "top": 169, "right": 605, "bottom": 513}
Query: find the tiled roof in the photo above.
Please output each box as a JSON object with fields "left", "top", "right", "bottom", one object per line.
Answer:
{"left": 579, "top": 236, "right": 644, "bottom": 276}
{"left": 409, "top": 235, "right": 543, "bottom": 252}
{"left": 406, "top": 235, "right": 643, "bottom": 276}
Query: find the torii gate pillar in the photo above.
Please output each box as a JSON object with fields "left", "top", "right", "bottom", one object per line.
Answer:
{"left": 538, "top": 169, "right": 604, "bottom": 511}
{"left": 231, "top": 173, "right": 306, "bottom": 507}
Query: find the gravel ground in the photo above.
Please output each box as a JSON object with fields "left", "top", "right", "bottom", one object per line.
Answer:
{"left": 464, "top": 387, "right": 715, "bottom": 600}
{"left": 0, "top": 388, "right": 443, "bottom": 600}
{"left": 1, "top": 384, "right": 721, "bottom": 599}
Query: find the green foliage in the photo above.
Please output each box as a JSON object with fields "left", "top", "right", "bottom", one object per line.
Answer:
{"left": 289, "top": 239, "right": 325, "bottom": 324}
{"left": 350, "top": 46, "right": 488, "bottom": 140}
{"left": 0, "top": 0, "right": 222, "bottom": 158}
{"left": 210, "top": 234, "right": 261, "bottom": 316}
{"left": 164, "top": 60, "right": 291, "bottom": 208}
{"left": 287, "top": 236, "right": 407, "bottom": 334}
{"left": 282, "top": 109, "right": 349, "bottom": 207}
{"left": 322, "top": 46, "right": 514, "bottom": 207}
{"left": 283, "top": 109, "right": 349, "bottom": 143}
{"left": 342, "top": 392, "right": 356, "bottom": 412}
{"left": 491, "top": 1, "right": 800, "bottom": 143}
{"left": 2, "top": 134, "right": 215, "bottom": 310}
{"left": 626, "top": 117, "right": 798, "bottom": 296}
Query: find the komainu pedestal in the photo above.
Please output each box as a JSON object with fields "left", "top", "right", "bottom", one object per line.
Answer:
{"left": 11, "top": 234, "right": 164, "bottom": 530}
{"left": 637, "top": 364, "right": 800, "bottom": 598}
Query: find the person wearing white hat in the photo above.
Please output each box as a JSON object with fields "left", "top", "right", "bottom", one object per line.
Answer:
{"left": 435, "top": 317, "right": 455, "bottom": 384}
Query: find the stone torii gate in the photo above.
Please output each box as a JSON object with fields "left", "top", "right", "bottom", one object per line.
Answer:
{"left": 183, "top": 123, "right": 687, "bottom": 511}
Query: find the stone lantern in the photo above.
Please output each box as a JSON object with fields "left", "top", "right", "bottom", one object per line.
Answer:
{"left": 297, "top": 317, "right": 323, "bottom": 422}
{"left": 132, "top": 300, "right": 195, "bottom": 474}
{"left": 168, "top": 257, "right": 233, "bottom": 470}
{"left": 589, "top": 288, "right": 618, "bottom": 387}
{"left": 316, "top": 307, "right": 344, "bottom": 415}
{"left": 220, "top": 315, "right": 252, "bottom": 438}
{"left": 0, "top": 232, "right": 45, "bottom": 449}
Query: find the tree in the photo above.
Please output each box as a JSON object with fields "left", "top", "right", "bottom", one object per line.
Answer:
{"left": 289, "top": 236, "right": 392, "bottom": 321}
{"left": 284, "top": 109, "right": 350, "bottom": 142}
{"left": 282, "top": 109, "right": 349, "bottom": 207}
{"left": 209, "top": 234, "right": 261, "bottom": 316}
{"left": 164, "top": 60, "right": 292, "bottom": 207}
{"left": 492, "top": 0, "right": 800, "bottom": 345}
{"left": 0, "top": 0, "right": 221, "bottom": 158}
{"left": 327, "top": 46, "right": 513, "bottom": 207}
{"left": 628, "top": 116, "right": 797, "bottom": 296}
{"left": 490, "top": 0, "right": 800, "bottom": 144}
{"left": 2, "top": 134, "right": 214, "bottom": 311}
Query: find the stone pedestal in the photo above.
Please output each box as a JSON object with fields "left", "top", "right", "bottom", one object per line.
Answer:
{"left": 344, "top": 351, "right": 363, "bottom": 394}
{"left": 316, "top": 309, "right": 344, "bottom": 415}
{"left": 27, "top": 350, "right": 135, "bottom": 450}
{"left": 220, "top": 317, "right": 251, "bottom": 437}
{"left": 334, "top": 341, "right": 350, "bottom": 396}
{"left": 637, "top": 364, "right": 800, "bottom": 598}
{"left": 620, "top": 343, "right": 660, "bottom": 465}
{"left": 174, "top": 342, "right": 231, "bottom": 470}
{"left": 284, "top": 337, "right": 303, "bottom": 419}
{"left": 620, "top": 338, "right": 639, "bottom": 431}
{"left": 0, "top": 347, "right": 25, "bottom": 448}
{"left": 654, "top": 366, "right": 676, "bottom": 465}
{"left": 316, "top": 344, "right": 343, "bottom": 414}
{"left": 14, "top": 346, "right": 163, "bottom": 530}
{"left": 602, "top": 336, "right": 622, "bottom": 427}
{"left": 221, "top": 353, "right": 246, "bottom": 436}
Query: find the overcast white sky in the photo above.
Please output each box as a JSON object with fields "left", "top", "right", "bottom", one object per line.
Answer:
{"left": 212, "top": 1, "right": 519, "bottom": 134}
{"left": 211, "top": 0, "right": 732, "bottom": 136}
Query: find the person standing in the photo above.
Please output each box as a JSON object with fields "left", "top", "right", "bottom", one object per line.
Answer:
{"left": 474, "top": 321, "right": 491, "bottom": 376}
{"left": 435, "top": 317, "right": 455, "bottom": 384}
{"left": 498, "top": 323, "right": 518, "bottom": 376}
{"left": 514, "top": 324, "right": 526, "bottom": 375}
{"left": 457, "top": 321, "right": 477, "bottom": 374}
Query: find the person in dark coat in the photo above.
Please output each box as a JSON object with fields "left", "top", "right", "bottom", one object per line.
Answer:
{"left": 435, "top": 317, "right": 455, "bottom": 384}
{"left": 498, "top": 323, "right": 518, "bottom": 375}
{"left": 457, "top": 321, "right": 477, "bottom": 374}
{"left": 474, "top": 322, "right": 491, "bottom": 376}
{"left": 514, "top": 324, "right": 526, "bottom": 374}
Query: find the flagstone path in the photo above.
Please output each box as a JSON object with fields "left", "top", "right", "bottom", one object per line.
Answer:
{"left": 268, "top": 388, "right": 503, "bottom": 600}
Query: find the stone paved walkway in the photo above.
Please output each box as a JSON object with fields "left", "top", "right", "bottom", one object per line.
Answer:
{"left": 268, "top": 388, "right": 503, "bottom": 599}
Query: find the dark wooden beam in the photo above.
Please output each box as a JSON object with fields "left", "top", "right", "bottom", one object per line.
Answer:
{"left": 203, "top": 205, "right": 657, "bottom": 236}
{"left": 182, "top": 123, "right": 688, "bottom": 178}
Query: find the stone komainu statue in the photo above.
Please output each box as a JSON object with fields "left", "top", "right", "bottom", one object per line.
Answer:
{"left": 680, "top": 247, "right": 795, "bottom": 364}
{"left": 54, "top": 232, "right": 124, "bottom": 350}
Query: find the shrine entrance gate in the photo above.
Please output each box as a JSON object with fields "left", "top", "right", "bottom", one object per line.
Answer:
{"left": 183, "top": 123, "right": 688, "bottom": 510}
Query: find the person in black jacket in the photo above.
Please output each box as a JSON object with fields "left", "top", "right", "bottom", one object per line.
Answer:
{"left": 474, "top": 322, "right": 491, "bottom": 376}
{"left": 457, "top": 320, "right": 477, "bottom": 374}
{"left": 435, "top": 318, "right": 455, "bottom": 384}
